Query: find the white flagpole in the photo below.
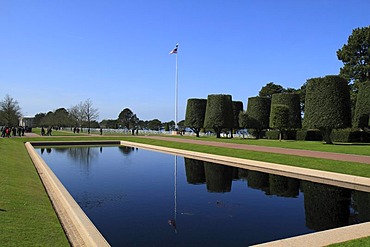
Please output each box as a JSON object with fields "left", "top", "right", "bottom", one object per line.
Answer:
{"left": 175, "top": 45, "right": 179, "bottom": 131}
{"left": 170, "top": 43, "right": 179, "bottom": 132}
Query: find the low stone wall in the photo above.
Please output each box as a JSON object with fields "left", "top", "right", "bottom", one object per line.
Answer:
{"left": 25, "top": 142, "right": 110, "bottom": 247}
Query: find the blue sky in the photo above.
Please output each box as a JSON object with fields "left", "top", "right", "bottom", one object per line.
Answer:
{"left": 1, "top": 1, "right": 370, "bottom": 122}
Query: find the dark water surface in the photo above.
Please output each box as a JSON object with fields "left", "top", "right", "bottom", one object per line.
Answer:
{"left": 36, "top": 146, "right": 370, "bottom": 246}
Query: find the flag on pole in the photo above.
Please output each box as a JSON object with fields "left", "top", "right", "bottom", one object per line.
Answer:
{"left": 169, "top": 43, "right": 178, "bottom": 54}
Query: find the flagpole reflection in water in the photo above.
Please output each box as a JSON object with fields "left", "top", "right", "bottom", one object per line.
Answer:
{"left": 168, "top": 155, "right": 178, "bottom": 233}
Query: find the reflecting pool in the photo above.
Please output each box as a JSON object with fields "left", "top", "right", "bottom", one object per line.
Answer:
{"left": 36, "top": 146, "right": 370, "bottom": 246}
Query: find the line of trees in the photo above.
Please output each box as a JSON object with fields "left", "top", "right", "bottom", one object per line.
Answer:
{"left": 185, "top": 94, "right": 243, "bottom": 138}
{"left": 185, "top": 74, "right": 355, "bottom": 144}
{"left": 103, "top": 107, "right": 184, "bottom": 133}
{"left": 33, "top": 104, "right": 184, "bottom": 133}
{"left": 183, "top": 25, "right": 370, "bottom": 144}
{"left": 33, "top": 99, "right": 99, "bottom": 131}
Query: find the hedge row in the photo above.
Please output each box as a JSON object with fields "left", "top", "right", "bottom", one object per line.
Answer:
{"left": 265, "top": 129, "right": 370, "bottom": 142}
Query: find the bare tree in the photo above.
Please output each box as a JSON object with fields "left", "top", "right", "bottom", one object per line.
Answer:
{"left": 82, "top": 99, "right": 99, "bottom": 133}
{"left": 69, "top": 102, "right": 85, "bottom": 128}
{"left": 0, "top": 94, "right": 22, "bottom": 126}
{"left": 69, "top": 99, "right": 98, "bottom": 133}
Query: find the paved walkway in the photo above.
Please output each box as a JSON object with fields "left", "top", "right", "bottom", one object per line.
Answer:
{"left": 140, "top": 136, "right": 370, "bottom": 164}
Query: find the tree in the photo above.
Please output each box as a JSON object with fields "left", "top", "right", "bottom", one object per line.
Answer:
{"left": 54, "top": 108, "right": 72, "bottom": 128}
{"left": 82, "top": 99, "right": 99, "bottom": 132}
{"left": 33, "top": 113, "right": 46, "bottom": 127}
{"left": 40, "top": 111, "right": 54, "bottom": 127}
{"left": 100, "top": 119, "right": 118, "bottom": 129}
{"left": 239, "top": 96, "right": 271, "bottom": 139}
{"left": 337, "top": 26, "right": 370, "bottom": 114}
{"left": 231, "top": 101, "right": 243, "bottom": 138}
{"left": 337, "top": 26, "right": 370, "bottom": 84}
{"left": 353, "top": 81, "right": 370, "bottom": 129}
{"left": 203, "top": 94, "right": 234, "bottom": 138}
{"left": 271, "top": 93, "right": 301, "bottom": 129}
{"left": 163, "top": 120, "right": 175, "bottom": 131}
{"left": 146, "top": 119, "right": 162, "bottom": 131}
{"left": 177, "top": 120, "right": 185, "bottom": 131}
{"left": 118, "top": 108, "right": 134, "bottom": 129}
{"left": 259, "top": 82, "right": 284, "bottom": 98}
{"left": 0, "top": 94, "right": 22, "bottom": 126}
{"left": 269, "top": 104, "right": 289, "bottom": 141}
{"left": 185, "top": 98, "right": 207, "bottom": 137}
{"left": 69, "top": 102, "right": 85, "bottom": 128}
{"left": 303, "top": 76, "right": 351, "bottom": 144}
{"left": 117, "top": 108, "right": 139, "bottom": 134}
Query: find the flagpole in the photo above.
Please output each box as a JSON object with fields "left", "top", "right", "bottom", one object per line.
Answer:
{"left": 170, "top": 43, "right": 179, "bottom": 132}
{"left": 175, "top": 46, "right": 179, "bottom": 131}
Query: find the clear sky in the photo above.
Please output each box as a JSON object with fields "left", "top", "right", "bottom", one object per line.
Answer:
{"left": 1, "top": 1, "right": 370, "bottom": 122}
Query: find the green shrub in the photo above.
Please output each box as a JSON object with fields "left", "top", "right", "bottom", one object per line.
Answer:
{"left": 303, "top": 75, "right": 351, "bottom": 144}
{"left": 296, "top": 130, "right": 323, "bottom": 141}
{"left": 353, "top": 82, "right": 370, "bottom": 129}
{"left": 265, "top": 130, "right": 297, "bottom": 140}
{"left": 266, "top": 130, "right": 279, "bottom": 140}
{"left": 185, "top": 98, "right": 207, "bottom": 137}
{"left": 241, "top": 97, "right": 271, "bottom": 139}
{"left": 271, "top": 93, "right": 302, "bottom": 129}
{"left": 204, "top": 94, "right": 234, "bottom": 138}
{"left": 332, "top": 129, "right": 370, "bottom": 143}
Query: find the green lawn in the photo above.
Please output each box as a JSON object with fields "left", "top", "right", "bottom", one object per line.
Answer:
{"left": 32, "top": 128, "right": 90, "bottom": 136}
{"left": 1, "top": 134, "right": 370, "bottom": 246}
{"left": 0, "top": 138, "right": 69, "bottom": 246}
{"left": 168, "top": 135, "right": 370, "bottom": 156}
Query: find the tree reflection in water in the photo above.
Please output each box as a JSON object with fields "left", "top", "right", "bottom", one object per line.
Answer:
{"left": 183, "top": 158, "right": 369, "bottom": 231}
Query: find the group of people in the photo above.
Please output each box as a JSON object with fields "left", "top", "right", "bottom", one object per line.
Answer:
{"left": 1, "top": 126, "right": 25, "bottom": 138}
{"left": 41, "top": 127, "right": 53, "bottom": 136}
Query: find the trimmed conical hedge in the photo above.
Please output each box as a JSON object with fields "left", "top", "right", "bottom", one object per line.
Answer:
{"left": 185, "top": 98, "right": 207, "bottom": 137}
{"left": 204, "top": 94, "right": 234, "bottom": 138}
{"left": 271, "top": 93, "right": 302, "bottom": 129}
{"left": 303, "top": 75, "right": 351, "bottom": 144}
{"left": 353, "top": 81, "right": 370, "bottom": 129}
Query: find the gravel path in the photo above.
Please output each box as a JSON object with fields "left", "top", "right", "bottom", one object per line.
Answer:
{"left": 140, "top": 136, "right": 370, "bottom": 164}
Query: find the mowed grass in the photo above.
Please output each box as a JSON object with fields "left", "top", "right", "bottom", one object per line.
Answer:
{"left": 0, "top": 138, "right": 69, "bottom": 246}
{"left": 2, "top": 134, "right": 370, "bottom": 246}
{"left": 168, "top": 135, "right": 370, "bottom": 156}
{"left": 32, "top": 128, "right": 89, "bottom": 136}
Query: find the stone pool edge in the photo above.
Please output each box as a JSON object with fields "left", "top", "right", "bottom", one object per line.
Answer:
{"left": 119, "top": 140, "right": 370, "bottom": 247}
{"left": 25, "top": 142, "right": 111, "bottom": 247}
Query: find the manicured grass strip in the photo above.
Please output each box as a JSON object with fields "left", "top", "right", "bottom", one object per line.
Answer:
{"left": 0, "top": 138, "right": 69, "bottom": 246}
{"left": 329, "top": 236, "right": 370, "bottom": 246}
{"left": 122, "top": 137, "right": 370, "bottom": 178}
{"left": 166, "top": 135, "right": 370, "bottom": 156}
{"left": 32, "top": 128, "right": 89, "bottom": 136}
